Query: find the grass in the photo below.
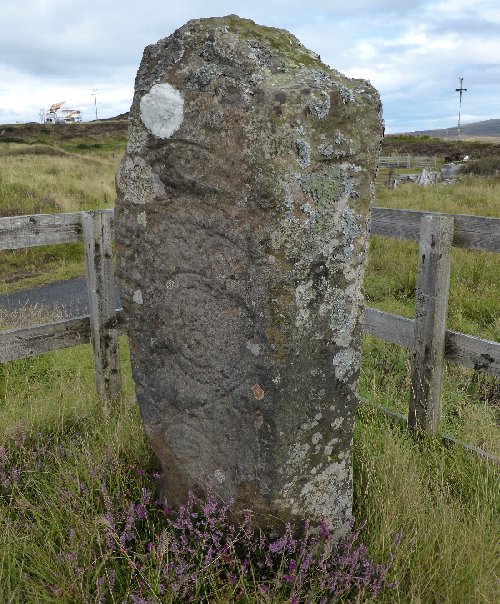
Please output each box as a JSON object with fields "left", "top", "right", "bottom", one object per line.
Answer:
{"left": 362, "top": 176, "right": 500, "bottom": 455}
{"left": 0, "top": 326, "right": 497, "bottom": 602}
{"left": 354, "top": 405, "right": 499, "bottom": 604}
{"left": 0, "top": 129, "right": 498, "bottom": 601}
{"left": 0, "top": 132, "right": 125, "bottom": 293}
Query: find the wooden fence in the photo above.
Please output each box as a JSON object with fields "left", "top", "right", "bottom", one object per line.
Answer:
{"left": 378, "top": 155, "right": 437, "bottom": 169}
{"left": 1, "top": 208, "right": 499, "bottom": 453}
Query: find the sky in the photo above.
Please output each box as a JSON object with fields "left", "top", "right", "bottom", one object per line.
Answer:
{"left": 1, "top": 0, "right": 499, "bottom": 133}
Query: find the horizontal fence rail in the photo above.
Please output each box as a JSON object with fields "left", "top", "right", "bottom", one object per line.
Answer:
{"left": 362, "top": 308, "right": 500, "bottom": 377}
{"left": 0, "top": 210, "right": 111, "bottom": 251}
{"left": 3, "top": 307, "right": 497, "bottom": 377}
{"left": 1, "top": 207, "right": 499, "bottom": 459}
{"left": 370, "top": 208, "right": 500, "bottom": 253}
{"left": 2, "top": 208, "right": 498, "bottom": 253}
{"left": 0, "top": 310, "right": 125, "bottom": 364}
{"left": 378, "top": 155, "right": 437, "bottom": 169}
{"left": 0, "top": 211, "right": 84, "bottom": 250}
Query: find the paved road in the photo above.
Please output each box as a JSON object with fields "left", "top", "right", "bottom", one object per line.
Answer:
{"left": 0, "top": 276, "right": 122, "bottom": 316}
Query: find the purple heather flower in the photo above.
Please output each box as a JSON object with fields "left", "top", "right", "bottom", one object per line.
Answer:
{"left": 319, "top": 519, "right": 330, "bottom": 539}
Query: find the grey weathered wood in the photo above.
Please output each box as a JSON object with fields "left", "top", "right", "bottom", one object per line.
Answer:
{"left": 378, "top": 156, "right": 436, "bottom": 169}
{"left": 362, "top": 307, "right": 414, "bottom": 348}
{"left": 362, "top": 307, "right": 500, "bottom": 377}
{"left": 1, "top": 208, "right": 498, "bottom": 253}
{"left": 82, "top": 211, "right": 121, "bottom": 400}
{"left": 2, "top": 304, "right": 496, "bottom": 374}
{"left": 444, "top": 330, "right": 500, "bottom": 375}
{"left": 0, "top": 316, "right": 91, "bottom": 362}
{"left": 0, "top": 310, "right": 125, "bottom": 363}
{"left": 0, "top": 212, "right": 83, "bottom": 250}
{"left": 408, "top": 215, "right": 454, "bottom": 434}
{"left": 371, "top": 207, "right": 500, "bottom": 253}
{"left": 1, "top": 207, "right": 497, "bottom": 395}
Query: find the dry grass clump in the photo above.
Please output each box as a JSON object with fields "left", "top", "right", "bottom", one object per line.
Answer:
{"left": 0, "top": 304, "right": 68, "bottom": 330}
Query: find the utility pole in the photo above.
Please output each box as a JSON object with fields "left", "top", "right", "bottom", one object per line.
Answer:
{"left": 92, "top": 89, "right": 98, "bottom": 121}
{"left": 455, "top": 77, "right": 467, "bottom": 139}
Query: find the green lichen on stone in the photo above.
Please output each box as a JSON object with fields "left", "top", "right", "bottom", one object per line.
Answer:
{"left": 221, "top": 15, "right": 328, "bottom": 71}
{"left": 298, "top": 165, "right": 350, "bottom": 209}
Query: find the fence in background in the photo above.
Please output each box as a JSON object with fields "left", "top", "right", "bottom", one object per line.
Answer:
{"left": 376, "top": 157, "right": 440, "bottom": 188}
{"left": 378, "top": 155, "right": 437, "bottom": 169}
{"left": 1, "top": 208, "right": 499, "bottom": 456}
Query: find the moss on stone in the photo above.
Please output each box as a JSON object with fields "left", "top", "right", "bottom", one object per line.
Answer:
{"left": 201, "top": 15, "right": 339, "bottom": 73}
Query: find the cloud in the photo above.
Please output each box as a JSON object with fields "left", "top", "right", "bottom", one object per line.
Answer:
{"left": 0, "top": 0, "right": 498, "bottom": 130}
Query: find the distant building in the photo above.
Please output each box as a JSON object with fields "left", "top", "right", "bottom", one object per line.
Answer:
{"left": 41, "top": 102, "right": 82, "bottom": 124}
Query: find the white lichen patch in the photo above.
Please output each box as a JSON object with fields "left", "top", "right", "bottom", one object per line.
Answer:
{"left": 332, "top": 349, "right": 359, "bottom": 380}
{"left": 311, "top": 432, "right": 323, "bottom": 445}
{"left": 331, "top": 417, "right": 344, "bottom": 430}
{"left": 299, "top": 416, "right": 320, "bottom": 432}
{"left": 133, "top": 289, "right": 144, "bottom": 305}
{"left": 319, "top": 286, "right": 359, "bottom": 348}
{"left": 307, "top": 90, "right": 330, "bottom": 118}
{"left": 246, "top": 341, "right": 261, "bottom": 356}
{"left": 116, "top": 156, "right": 165, "bottom": 205}
{"left": 126, "top": 121, "right": 149, "bottom": 154}
{"left": 324, "top": 437, "right": 340, "bottom": 456}
{"left": 137, "top": 212, "right": 147, "bottom": 226}
{"left": 287, "top": 442, "right": 311, "bottom": 469}
{"left": 140, "top": 83, "right": 184, "bottom": 139}
{"left": 295, "top": 139, "right": 311, "bottom": 168}
{"left": 297, "top": 460, "right": 352, "bottom": 527}
{"left": 294, "top": 279, "right": 315, "bottom": 329}
{"left": 214, "top": 469, "right": 226, "bottom": 484}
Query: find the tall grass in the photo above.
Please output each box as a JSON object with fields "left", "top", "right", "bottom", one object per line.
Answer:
{"left": 0, "top": 140, "right": 125, "bottom": 293}
{"left": 0, "top": 144, "right": 120, "bottom": 216}
{"left": 0, "top": 140, "right": 498, "bottom": 600}
{"left": 354, "top": 406, "right": 499, "bottom": 603}
{"left": 0, "top": 334, "right": 497, "bottom": 602}
{"left": 376, "top": 174, "right": 500, "bottom": 217}
{"left": 363, "top": 178, "right": 500, "bottom": 455}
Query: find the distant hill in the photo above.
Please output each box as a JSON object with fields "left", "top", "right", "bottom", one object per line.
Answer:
{"left": 403, "top": 119, "right": 500, "bottom": 139}
{"left": 0, "top": 120, "right": 128, "bottom": 147}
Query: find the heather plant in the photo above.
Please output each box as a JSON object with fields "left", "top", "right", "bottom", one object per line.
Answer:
{"left": 99, "top": 489, "right": 399, "bottom": 603}
{"left": 0, "top": 422, "right": 399, "bottom": 603}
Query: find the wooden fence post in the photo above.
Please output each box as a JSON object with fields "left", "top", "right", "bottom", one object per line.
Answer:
{"left": 82, "top": 210, "right": 121, "bottom": 400}
{"left": 408, "top": 214, "right": 454, "bottom": 434}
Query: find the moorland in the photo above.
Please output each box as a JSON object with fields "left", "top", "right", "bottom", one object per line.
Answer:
{"left": 0, "top": 120, "right": 498, "bottom": 602}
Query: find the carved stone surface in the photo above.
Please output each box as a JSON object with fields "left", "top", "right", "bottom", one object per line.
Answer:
{"left": 115, "top": 15, "right": 383, "bottom": 538}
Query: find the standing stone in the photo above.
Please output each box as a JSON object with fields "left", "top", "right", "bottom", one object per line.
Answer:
{"left": 116, "top": 15, "right": 383, "bottom": 538}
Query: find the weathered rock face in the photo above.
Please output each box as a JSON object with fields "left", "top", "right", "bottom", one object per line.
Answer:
{"left": 115, "top": 15, "right": 383, "bottom": 538}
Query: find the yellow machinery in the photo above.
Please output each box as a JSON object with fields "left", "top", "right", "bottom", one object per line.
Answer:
{"left": 44, "top": 102, "right": 82, "bottom": 124}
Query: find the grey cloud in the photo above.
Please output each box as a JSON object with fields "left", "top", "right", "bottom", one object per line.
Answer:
{"left": 1, "top": 0, "right": 429, "bottom": 78}
{"left": 0, "top": 0, "right": 498, "bottom": 129}
{"left": 427, "top": 17, "right": 500, "bottom": 37}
